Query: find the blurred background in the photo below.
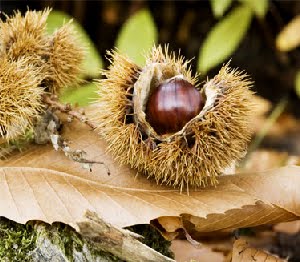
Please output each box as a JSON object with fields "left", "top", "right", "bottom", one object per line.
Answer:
{"left": 2, "top": 0, "right": 300, "bottom": 156}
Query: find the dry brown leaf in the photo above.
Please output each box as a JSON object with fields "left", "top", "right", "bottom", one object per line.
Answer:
{"left": 251, "top": 95, "right": 271, "bottom": 134}
{"left": 274, "top": 220, "right": 300, "bottom": 234}
{"left": 252, "top": 95, "right": 271, "bottom": 116}
{"left": 240, "top": 150, "right": 292, "bottom": 173}
{"left": 267, "top": 114, "right": 300, "bottom": 138}
{"left": 1, "top": 111, "right": 300, "bottom": 236}
{"left": 276, "top": 15, "right": 300, "bottom": 51}
{"left": 231, "top": 239, "right": 286, "bottom": 262}
{"left": 170, "top": 240, "right": 224, "bottom": 262}
{"left": 258, "top": 113, "right": 300, "bottom": 155}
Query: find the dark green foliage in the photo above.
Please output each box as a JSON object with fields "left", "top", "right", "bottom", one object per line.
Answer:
{"left": 127, "top": 224, "right": 174, "bottom": 259}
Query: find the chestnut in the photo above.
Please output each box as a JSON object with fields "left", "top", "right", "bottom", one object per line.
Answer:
{"left": 146, "top": 77, "right": 204, "bottom": 135}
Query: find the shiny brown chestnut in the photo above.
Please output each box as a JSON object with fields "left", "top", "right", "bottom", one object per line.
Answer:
{"left": 146, "top": 77, "right": 204, "bottom": 135}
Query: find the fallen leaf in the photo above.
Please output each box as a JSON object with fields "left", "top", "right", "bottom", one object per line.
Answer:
{"left": 240, "top": 150, "right": 290, "bottom": 173}
{"left": 267, "top": 114, "right": 300, "bottom": 138}
{"left": 274, "top": 220, "right": 300, "bottom": 234}
{"left": 231, "top": 239, "right": 286, "bottom": 262}
{"left": 261, "top": 113, "right": 300, "bottom": 155}
{"left": 170, "top": 240, "right": 224, "bottom": 262}
{"left": 252, "top": 95, "right": 271, "bottom": 116}
{"left": 250, "top": 95, "right": 271, "bottom": 134}
{"left": 157, "top": 217, "right": 183, "bottom": 234}
{"left": 0, "top": 109, "right": 300, "bottom": 237}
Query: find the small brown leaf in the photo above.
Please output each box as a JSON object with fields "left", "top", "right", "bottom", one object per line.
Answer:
{"left": 240, "top": 150, "right": 291, "bottom": 173}
{"left": 276, "top": 15, "right": 300, "bottom": 51}
{"left": 274, "top": 220, "right": 300, "bottom": 234}
{"left": 231, "top": 239, "right": 286, "bottom": 262}
{"left": 170, "top": 240, "right": 224, "bottom": 262}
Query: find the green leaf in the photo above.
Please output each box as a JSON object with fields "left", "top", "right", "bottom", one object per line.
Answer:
{"left": 116, "top": 9, "right": 157, "bottom": 66}
{"left": 60, "top": 82, "right": 98, "bottom": 106}
{"left": 240, "top": 0, "right": 268, "bottom": 18}
{"left": 47, "top": 10, "right": 103, "bottom": 77}
{"left": 210, "top": 0, "right": 233, "bottom": 18}
{"left": 295, "top": 71, "right": 300, "bottom": 98}
{"left": 198, "top": 4, "right": 252, "bottom": 73}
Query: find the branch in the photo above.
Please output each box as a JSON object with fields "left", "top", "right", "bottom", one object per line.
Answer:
{"left": 50, "top": 134, "right": 110, "bottom": 175}
{"left": 78, "top": 211, "right": 175, "bottom": 262}
{"left": 42, "top": 95, "right": 97, "bottom": 130}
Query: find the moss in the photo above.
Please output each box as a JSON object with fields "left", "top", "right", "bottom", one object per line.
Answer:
{"left": 127, "top": 224, "right": 174, "bottom": 259}
{"left": 43, "top": 223, "right": 84, "bottom": 260}
{"left": 0, "top": 217, "right": 37, "bottom": 262}
{"left": 0, "top": 129, "right": 34, "bottom": 159}
{"left": 38, "top": 222, "right": 122, "bottom": 261}
{"left": 86, "top": 241, "right": 123, "bottom": 262}
{"left": 9, "top": 129, "right": 34, "bottom": 150}
{"left": 65, "top": 224, "right": 123, "bottom": 261}
{"left": 0, "top": 218, "right": 168, "bottom": 261}
{"left": 0, "top": 218, "right": 122, "bottom": 261}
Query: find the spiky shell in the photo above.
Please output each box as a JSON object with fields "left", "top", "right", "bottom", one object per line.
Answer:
{"left": 0, "top": 9, "right": 50, "bottom": 67}
{"left": 0, "top": 57, "right": 44, "bottom": 140}
{"left": 46, "top": 21, "right": 85, "bottom": 93}
{"left": 0, "top": 9, "right": 84, "bottom": 93}
{"left": 94, "top": 46, "right": 255, "bottom": 190}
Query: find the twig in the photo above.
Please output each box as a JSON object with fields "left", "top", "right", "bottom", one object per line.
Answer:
{"left": 42, "top": 95, "right": 109, "bottom": 174}
{"left": 182, "top": 227, "right": 201, "bottom": 247}
{"left": 78, "top": 211, "right": 175, "bottom": 262}
{"left": 42, "top": 94, "right": 97, "bottom": 130}
{"left": 50, "top": 134, "right": 110, "bottom": 175}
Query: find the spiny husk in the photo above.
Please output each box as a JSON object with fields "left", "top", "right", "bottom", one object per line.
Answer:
{"left": 0, "top": 9, "right": 50, "bottom": 66}
{"left": 47, "top": 21, "right": 85, "bottom": 93}
{"left": 94, "top": 46, "right": 255, "bottom": 190}
{"left": 0, "top": 57, "right": 44, "bottom": 140}
{"left": 0, "top": 9, "right": 84, "bottom": 93}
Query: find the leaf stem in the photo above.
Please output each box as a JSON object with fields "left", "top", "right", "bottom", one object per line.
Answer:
{"left": 42, "top": 95, "right": 97, "bottom": 130}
